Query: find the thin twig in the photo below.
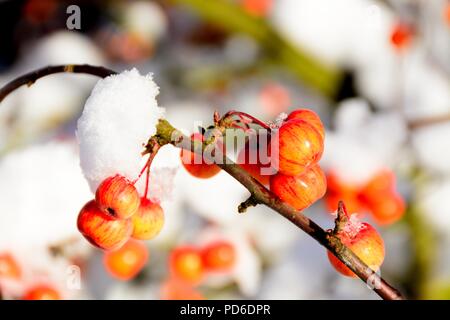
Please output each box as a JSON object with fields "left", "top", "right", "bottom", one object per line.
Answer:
{"left": 408, "top": 114, "right": 450, "bottom": 130}
{"left": 0, "top": 65, "right": 116, "bottom": 103}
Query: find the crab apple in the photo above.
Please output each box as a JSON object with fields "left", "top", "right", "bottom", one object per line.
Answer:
{"left": 237, "top": 135, "right": 273, "bottom": 185}
{"left": 201, "top": 241, "right": 236, "bottom": 272}
{"left": 169, "top": 246, "right": 204, "bottom": 284}
{"left": 77, "top": 200, "right": 133, "bottom": 251}
{"left": 180, "top": 133, "right": 221, "bottom": 179}
{"left": 271, "top": 119, "right": 324, "bottom": 176}
{"left": 132, "top": 198, "right": 164, "bottom": 240}
{"left": 0, "top": 253, "right": 21, "bottom": 280}
{"left": 368, "top": 192, "right": 406, "bottom": 225}
{"left": 390, "top": 22, "right": 413, "bottom": 51}
{"left": 103, "top": 239, "right": 149, "bottom": 281}
{"left": 95, "top": 175, "right": 140, "bottom": 219}
{"left": 325, "top": 192, "right": 365, "bottom": 216}
{"left": 325, "top": 170, "right": 365, "bottom": 214}
{"left": 23, "top": 285, "right": 61, "bottom": 300}
{"left": 286, "top": 109, "right": 325, "bottom": 139}
{"left": 270, "top": 164, "right": 327, "bottom": 211}
{"left": 446, "top": 3, "right": 450, "bottom": 25}
{"left": 160, "top": 278, "right": 204, "bottom": 300}
{"left": 241, "top": 0, "right": 274, "bottom": 17}
{"left": 259, "top": 83, "right": 291, "bottom": 116}
{"left": 327, "top": 219, "right": 385, "bottom": 277}
{"left": 361, "top": 170, "right": 395, "bottom": 201}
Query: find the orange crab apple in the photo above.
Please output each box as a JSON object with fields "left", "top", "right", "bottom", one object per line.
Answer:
{"left": 270, "top": 164, "right": 327, "bottom": 211}
{"left": 160, "top": 278, "right": 204, "bottom": 300}
{"left": 390, "top": 22, "right": 413, "bottom": 51}
{"left": 325, "top": 170, "right": 365, "bottom": 214}
{"left": 271, "top": 119, "right": 324, "bottom": 176}
{"left": 77, "top": 200, "right": 132, "bottom": 251}
{"left": 259, "top": 83, "right": 291, "bottom": 116}
{"left": 241, "top": 0, "right": 274, "bottom": 17}
{"left": 95, "top": 175, "right": 140, "bottom": 219}
{"left": 0, "top": 253, "right": 21, "bottom": 280}
{"left": 286, "top": 109, "right": 325, "bottom": 139}
{"left": 360, "top": 170, "right": 395, "bottom": 201}
{"left": 103, "top": 239, "right": 149, "bottom": 281}
{"left": 169, "top": 246, "right": 204, "bottom": 284}
{"left": 445, "top": 3, "right": 450, "bottom": 26}
{"left": 368, "top": 192, "right": 406, "bottom": 225}
{"left": 131, "top": 198, "right": 165, "bottom": 240}
{"left": 23, "top": 284, "right": 61, "bottom": 300}
{"left": 180, "top": 133, "right": 221, "bottom": 179}
{"left": 325, "top": 192, "right": 365, "bottom": 216}
{"left": 327, "top": 216, "right": 385, "bottom": 277}
{"left": 201, "top": 241, "right": 236, "bottom": 272}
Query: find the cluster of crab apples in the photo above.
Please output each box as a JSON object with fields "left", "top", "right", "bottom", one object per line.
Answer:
{"left": 179, "top": 108, "right": 386, "bottom": 277}
{"left": 181, "top": 109, "right": 327, "bottom": 212}
{"left": 77, "top": 175, "right": 164, "bottom": 251}
{"left": 76, "top": 108, "right": 387, "bottom": 279}
{"left": 161, "top": 241, "right": 236, "bottom": 300}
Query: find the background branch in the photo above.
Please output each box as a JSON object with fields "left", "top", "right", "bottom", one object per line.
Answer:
{"left": 0, "top": 65, "right": 116, "bottom": 103}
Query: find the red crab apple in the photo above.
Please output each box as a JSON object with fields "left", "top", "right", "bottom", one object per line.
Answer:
{"left": 96, "top": 175, "right": 140, "bottom": 219}
{"left": 132, "top": 197, "right": 165, "bottom": 240}
{"left": 160, "top": 278, "right": 204, "bottom": 300}
{"left": 180, "top": 133, "right": 221, "bottom": 179}
{"left": 390, "top": 22, "right": 413, "bottom": 51}
{"left": 286, "top": 109, "right": 325, "bottom": 139}
{"left": 271, "top": 119, "right": 324, "bottom": 176}
{"left": 104, "top": 239, "right": 149, "bottom": 281}
{"left": 446, "top": 3, "right": 450, "bottom": 26}
{"left": 201, "top": 241, "right": 236, "bottom": 272}
{"left": 241, "top": 0, "right": 274, "bottom": 17}
{"left": 270, "top": 164, "right": 327, "bottom": 211}
{"left": 325, "top": 170, "right": 366, "bottom": 214}
{"left": 77, "top": 200, "right": 132, "bottom": 251}
{"left": 327, "top": 213, "right": 385, "bottom": 277}
{"left": 0, "top": 253, "right": 21, "bottom": 280}
{"left": 368, "top": 192, "right": 406, "bottom": 226}
{"left": 23, "top": 285, "right": 61, "bottom": 300}
{"left": 169, "top": 246, "right": 204, "bottom": 285}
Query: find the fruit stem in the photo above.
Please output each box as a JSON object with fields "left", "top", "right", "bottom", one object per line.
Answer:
{"left": 133, "top": 138, "right": 160, "bottom": 189}
{"left": 220, "top": 110, "right": 271, "bottom": 131}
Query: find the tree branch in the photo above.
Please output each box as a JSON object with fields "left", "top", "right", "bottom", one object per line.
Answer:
{"left": 154, "top": 119, "right": 405, "bottom": 300}
{"left": 408, "top": 114, "right": 450, "bottom": 130}
{"left": 0, "top": 65, "right": 116, "bottom": 103}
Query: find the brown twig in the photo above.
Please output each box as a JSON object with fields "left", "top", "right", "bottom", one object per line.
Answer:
{"left": 154, "top": 119, "right": 405, "bottom": 300}
{"left": 0, "top": 64, "right": 405, "bottom": 300}
{"left": 0, "top": 65, "right": 116, "bottom": 103}
{"left": 408, "top": 114, "right": 450, "bottom": 130}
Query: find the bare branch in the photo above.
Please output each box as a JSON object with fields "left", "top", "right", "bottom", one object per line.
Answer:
{"left": 0, "top": 65, "right": 116, "bottom": 103}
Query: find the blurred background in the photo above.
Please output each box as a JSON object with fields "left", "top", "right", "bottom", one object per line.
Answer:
{"left": 0, "top": 0, "right": 450, "bottom": 300}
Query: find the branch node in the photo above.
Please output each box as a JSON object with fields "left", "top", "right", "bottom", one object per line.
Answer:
{"left": 238, "top": 196, "right": 259, "bottom": 213}
{"left": 333, "top": 200, "right": 349, "bottom": 235}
